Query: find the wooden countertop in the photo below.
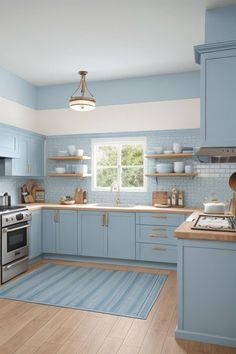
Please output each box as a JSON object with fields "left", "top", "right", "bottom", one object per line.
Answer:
{"left": 175, "top": 211, "right": 236, "bottom": 242}
{"left": 23, "top": 203, "right": 194, "bottom": 214}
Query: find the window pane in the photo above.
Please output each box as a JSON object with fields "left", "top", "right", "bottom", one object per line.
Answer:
{"left": 121, "top": 167, "right": 143, "bottom": 188}
{"left": 97, "top": 146, "right": 118, "bottom": 166}
{"left": 96, "top": 168, "right": 117, "bottom": 187}
{"left": 121, "top": 144, "right": 143, "bottom": 166}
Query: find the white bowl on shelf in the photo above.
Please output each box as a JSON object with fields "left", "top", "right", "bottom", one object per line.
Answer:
{"left": 55, "top": 167, "right": 66, "bottom": 174}
{"left": 163, "top": 150, "right": 173, "bottom": 154}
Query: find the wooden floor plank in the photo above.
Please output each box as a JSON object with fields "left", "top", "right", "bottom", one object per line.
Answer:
{"left": 0, "top": 259, "right": 234, "bottom": 354}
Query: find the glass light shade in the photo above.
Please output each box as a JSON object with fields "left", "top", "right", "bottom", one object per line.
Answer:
{"left": 69, "top": 97, "right": 96, "bottom": 111}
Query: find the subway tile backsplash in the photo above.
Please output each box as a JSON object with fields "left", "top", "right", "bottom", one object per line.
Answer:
{"left": 0, "top": 129, "right": 235, "bottom": 208}
{"left": 44, "top": 129, "right": 236, "bottom": 208}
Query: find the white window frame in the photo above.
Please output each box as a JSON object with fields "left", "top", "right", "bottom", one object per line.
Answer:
{"left": 91, "top": 137, "right": 147, "bottom": 192}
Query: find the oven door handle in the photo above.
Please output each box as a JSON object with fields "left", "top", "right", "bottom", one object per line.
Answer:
{"left": 5, "top": 224, "right": 30, "bottom": 233}
{"left": 3, "top": 257, "right": 29, "bottom": 270}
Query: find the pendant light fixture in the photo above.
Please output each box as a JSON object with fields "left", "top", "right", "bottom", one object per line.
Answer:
{"left": 69, "top": 71, "right": 96, "bottom": 111}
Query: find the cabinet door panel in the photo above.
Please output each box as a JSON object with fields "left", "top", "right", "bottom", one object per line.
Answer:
{"left": 201, "top": 49, "right": 236, "bottom": 147}
{"left": 30, "top": 137, "right": 44, "bottom": 176}
{"left": 0, "top": 127, "right": 19, "bottom": 158}
{"left": 12, "top": 136, "right": 30, "bottom": 176}
{"left": 42, "top": 210, "right": 56, "bottom": 253}
{"left": 57, "top": 210, "right": 78, "bottom": 255}
{"left": 29, "top": 210, "right": 42, "bottom": 259}
{"left": 108, "top": 212, "right": 135, "bottom": 260}
{"left": 81, "top": 212, "right": 107, "bottom": 257}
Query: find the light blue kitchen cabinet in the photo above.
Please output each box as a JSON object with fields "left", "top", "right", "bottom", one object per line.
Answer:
{"left": 136, "top": 212, "right": 186, "bottom": 263}
{"left": 195, "top": 41, "right": 236, "bottom": 147}
{"left": 107, "top": 212, "right": 135, "bottom": 259}
{"left": 43, "top": 209, "right": 78, "bottom": 255}
{"left": 0, "top": 124, "right": 19, "bottom": 158}
{"left": 12, "top": 134, "right": 44, "bottom": 176}
{"left": 81, "top": 211, "right": 107, "bottom": 257}
{"left": 42, "top": 209, "right": 57, "bottom": 253}
{"left": 30, "top": 136, "right": 44, "bottom": 176}
{"left": 57, "top": 210, "right": 78, "bottom": 255}
{"left": 176, "top": 238, "right": 236, "bottom": 348}
{"left": 29, "top": 210, "right": 42, "bottom": 259}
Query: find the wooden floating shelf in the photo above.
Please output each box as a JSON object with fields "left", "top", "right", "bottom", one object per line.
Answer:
{"left": 145, "top": 173, "right": 198, "bottom": 177}
{"left": 145, "top": 153, "right": 193, "bottom": 159}
{"left": 48, "top": 156, "right": 91, "bottom": 160}
{"left": 48, "top": 173, "right": 92, "bottom": 178}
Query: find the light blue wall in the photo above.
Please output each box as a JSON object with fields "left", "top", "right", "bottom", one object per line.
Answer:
{"left": 0, "top": 66, "right": 36, "bottom": 109}
{"left": 45, "top": 129, "right": 235, "bottom": 208}
{"left": 36, "top": 71, "right": 200, "bottom": 110}
{"left": 0, "top": 66, "right": 200, "bottom": 110}
{"left": 205, "top": 5, "right": 236, "bottom": 43}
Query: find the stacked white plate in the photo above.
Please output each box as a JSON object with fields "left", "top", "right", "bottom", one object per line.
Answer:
{"left": 156, "top": 163, "right": 173, "bottom": 173}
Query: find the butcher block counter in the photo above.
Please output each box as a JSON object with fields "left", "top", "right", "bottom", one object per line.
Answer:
{"left": 175, "top": 211, "right": 236, "bottom": 242}
{"left": 175, "top": 211, "right": 236, "bottom": 348}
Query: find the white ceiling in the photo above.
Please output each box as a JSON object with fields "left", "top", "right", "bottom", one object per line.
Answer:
{"left": 0, "top": 0, "right": 235, "bottom": 86}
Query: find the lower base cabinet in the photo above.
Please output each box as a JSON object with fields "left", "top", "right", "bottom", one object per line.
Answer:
{"left": 29, "top": 210, "right": 42, "bottom": 259}
{"left": 80, "top": 211, "right": 136, "bottom": 260}
{"left": 42, "top": 209, "right": 78, "bottom": 255}
{"left": 176, "top": 239, "right": 236, "bottom": 347}
{"left": 81, "top": 212, "right": 107, "bottom": 257}
{"left": 136, "top": 243, "right": 177, "bottom": 263}
{"left": 107, "top": 212, "right": 135, "bottom": 259}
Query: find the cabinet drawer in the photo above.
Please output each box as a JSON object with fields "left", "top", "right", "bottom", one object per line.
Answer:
{"left": 136, "top": 243, "right": 177, "bottom": 263}
{"left": 136, "top": 213, "right": 185, "bottom": 226}
{"left": 136, "top": 225, "right": 177, "bottom": 245}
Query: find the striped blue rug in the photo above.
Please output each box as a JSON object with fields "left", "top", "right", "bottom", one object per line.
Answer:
{"left": 0, "top": 264, "right": 167, "bottom": 319}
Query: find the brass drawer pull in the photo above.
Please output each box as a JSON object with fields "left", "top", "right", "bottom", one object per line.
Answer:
{"left": 151, "top": 215, "right": 167, "bottom": 219}
{"left": 147, "top": 234, "right": 167, "bottom": 238}
{"left": 152, "top": 247, "right": 167, "bottom": 251}
{"left": 151, "top": 227, "right": 166, "bottom": 231}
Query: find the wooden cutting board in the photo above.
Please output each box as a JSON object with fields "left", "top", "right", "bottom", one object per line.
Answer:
{"left": 75, "top": 188, "right": 84, "bottom": 204}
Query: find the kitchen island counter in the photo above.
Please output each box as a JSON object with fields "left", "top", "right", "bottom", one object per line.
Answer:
{"left": 175, "top": 211, "right": 236, "bottom": 242}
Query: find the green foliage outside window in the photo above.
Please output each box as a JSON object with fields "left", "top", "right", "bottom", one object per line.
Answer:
{"left": 94, "top": 142, "right": 144, "bottom": 189}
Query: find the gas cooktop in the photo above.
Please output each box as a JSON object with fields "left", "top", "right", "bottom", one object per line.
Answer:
{"left": 0, "top": 206, "right": 27, "bottom": 213}
{"left": 192, "top": 214, "right": 236, "bottom": 232}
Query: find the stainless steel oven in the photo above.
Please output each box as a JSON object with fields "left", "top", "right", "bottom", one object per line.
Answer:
{"left": 1, "top": 208, "right": 31, "bottom": 284}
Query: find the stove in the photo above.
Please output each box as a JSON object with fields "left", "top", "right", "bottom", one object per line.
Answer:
{"left": 0, "top": 205, "right": 27, "bottom": 213}
{"left": 192, "top": 214, "right": 236, "bottom": 232}
{"left": 0, "top": 205, "right": 31, "bottom": 284}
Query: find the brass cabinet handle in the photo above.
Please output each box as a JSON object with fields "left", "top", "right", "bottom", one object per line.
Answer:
{"left": 147, "top": 234, "right": 167, "bottom": 238}
{"left": 152, "top": 247, "right": 167, "bottom": 251}
{"left": 105, "top": 213, "right": 109, "bottom": 227}
{"left": 102, "top": 214, "right": 105, "bottom": 226}
{"left": 54, "top": 211, "right": 59, "bottom": 223}
{"left": 151, "top": 215, "right": 167, "bottom": 219}
{"left": 151, "top": 227, "right": 166, "bottom": 231}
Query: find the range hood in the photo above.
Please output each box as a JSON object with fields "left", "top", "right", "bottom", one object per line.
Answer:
{"left": 196, "top": 147, "right": 236, "bottom": 163}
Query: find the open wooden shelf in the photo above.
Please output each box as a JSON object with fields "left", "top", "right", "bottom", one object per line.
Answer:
{"left": 48, "top": 173, "right": 91, "bottom": 178}
{"left": 48, "top": 156, "right": 91, "bottom": 160}
{"left": 145, "top": 173, "right": 198, "bottom": 177}
{"left": 145, "top": 153, "right": 193, "bottom": 159}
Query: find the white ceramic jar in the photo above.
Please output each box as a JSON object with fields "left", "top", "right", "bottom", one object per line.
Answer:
{"left": 173, "top": 143, "right": 182, "bottom": 154}
{"left": 174, "top": 161, "right": 185, "bottom": 173}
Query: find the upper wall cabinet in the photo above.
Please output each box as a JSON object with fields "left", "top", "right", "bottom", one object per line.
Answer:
{"left": 195, "top": 41, "right": 236, "bottom": 147}
{"left": 0, "top": 126, "right": 19, "bottom": 158}
{"left": 12, "top": 134, "right": 45, "bottom": 177}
